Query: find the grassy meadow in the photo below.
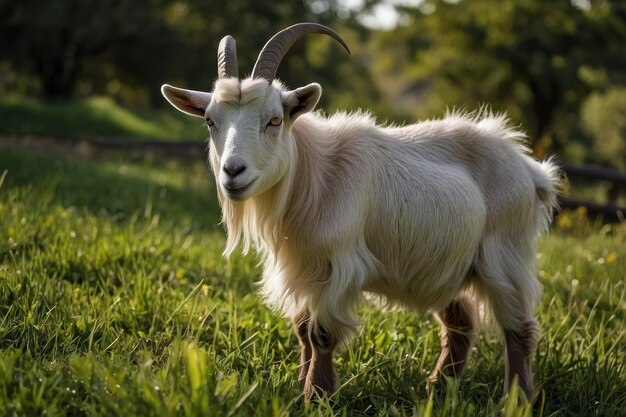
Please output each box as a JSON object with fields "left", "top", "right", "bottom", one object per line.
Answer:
{"left": 0, "top": 96, "right": 205, "bottom": 142}
{"left": 0, "top": 146, "right": 625, "bottom": 416}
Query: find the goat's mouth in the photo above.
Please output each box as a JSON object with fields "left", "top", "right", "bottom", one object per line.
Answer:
{"left": 222, "top": 178, "right": 257, "bottom": 201}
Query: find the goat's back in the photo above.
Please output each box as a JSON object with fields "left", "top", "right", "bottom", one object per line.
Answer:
{"left": 307, "top": 112, "right": 557, "bottom": 312}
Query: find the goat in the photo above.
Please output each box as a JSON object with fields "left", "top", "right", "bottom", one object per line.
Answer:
{"left": 161, "top": 23, "right": 560, "bottom": 402}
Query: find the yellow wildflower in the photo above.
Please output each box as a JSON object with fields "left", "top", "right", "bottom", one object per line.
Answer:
{"left": 201, "top": 284, "right": 210, "bottom": 295}
{"left": 557, "top": 213, "right": 572, "bottom": 229}
{"left": 606, "top": 252, "right": 617, "bottom": 264}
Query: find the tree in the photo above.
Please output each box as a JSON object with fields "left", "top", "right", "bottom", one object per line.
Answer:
{"left": 159, "top": 0, "right": 380, "bottom": 111}
{"left": 580, "top": 87, "right": 626, "bottom": 170}
{"left": 0, "top": 0, "right": 381, "bottom": 109}
{"left": 375, "top": 0, "right": 626, "bottom": 152}
{"left": 0, "top": 0, "right": 174, "bottom": 100}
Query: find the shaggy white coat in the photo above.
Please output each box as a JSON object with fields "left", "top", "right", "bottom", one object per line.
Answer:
{"left": 208, "top": 79, "right": 559, "bottom": 345}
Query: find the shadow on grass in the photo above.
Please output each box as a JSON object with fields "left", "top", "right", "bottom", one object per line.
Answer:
{"left": 0, "top": 146, "right": 222, "bottom": 232}
{"left": 0, "top": 145, "right": 261, "bottom": 296}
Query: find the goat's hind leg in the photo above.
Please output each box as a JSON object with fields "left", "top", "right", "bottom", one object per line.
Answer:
{"left": 503, "top": 319, "right": 539, "bottom": 399}
{"left": 476, "top": 239, "right": 542, "bottom": 399}
{"left": 428, "top": 294, "right": 478, "bottom": 386}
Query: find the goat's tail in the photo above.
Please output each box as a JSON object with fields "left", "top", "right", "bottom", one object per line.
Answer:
{"left": 526, "top": 156, "right": 562, "bottom": 230}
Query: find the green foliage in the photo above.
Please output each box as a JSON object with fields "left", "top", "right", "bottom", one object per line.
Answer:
{"left": 580, "top": 87, "right": 626, "bottom": 170}
{"left": 1, "top": 147, "right": 625, "bottom": 416}
{"left": 374, "top": 0, "right": 626, "bottom": 154}
{"left": 0, "top": 0, "right": 175, "bottom": 100}
{"left": 0, "top": 0, "right": 377, "bottom": 110}
{"left": 3, "top": 0, "right": 626, "bottom": 168}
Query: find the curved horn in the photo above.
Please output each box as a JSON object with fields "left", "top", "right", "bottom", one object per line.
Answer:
{"left": 217, "top": 35, "right": 239, "bottom": 79}
{"left": 251, "top": 23, "right": 351, "bottom": 82}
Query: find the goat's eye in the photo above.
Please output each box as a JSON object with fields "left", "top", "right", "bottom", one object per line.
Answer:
{"left": 205, "top": 117, "right": 214, "bottom": 127}
{"left": 269, "top": 116, "right": 282, "bottom": 126}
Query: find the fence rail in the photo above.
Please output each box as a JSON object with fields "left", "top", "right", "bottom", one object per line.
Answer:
{"left": 560, "top": 162, "right": 626, "bottom": 204}
{"left": 559, "top": 163, "right": 625, "bottom": 222}
{"left": 3, "top": 135, "right": 625, "bottom": 223}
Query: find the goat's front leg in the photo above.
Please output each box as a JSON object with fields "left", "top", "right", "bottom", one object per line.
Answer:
{"left": 293, "top": 312, "right": 312, "bottom": 388}
{"left": 303, "top": 321, "right": 338, "bottom": 402}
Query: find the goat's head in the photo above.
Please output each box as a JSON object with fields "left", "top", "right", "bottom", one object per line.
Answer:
{"left": 161, "top": 23, "right": 350, "bottom": 202}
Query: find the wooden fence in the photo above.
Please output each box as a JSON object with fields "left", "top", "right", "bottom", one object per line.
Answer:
{"left": 88, "top": 138, "right": 626, "bottom": 222}
{"left": 560, "top": 163, "right": 626, "bottom": 223}
{"left": 3, "top": 135, "right": 625, "bottom": 223}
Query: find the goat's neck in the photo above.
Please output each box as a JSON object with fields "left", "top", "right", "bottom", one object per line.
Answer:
{"left": 290, "top": 121, "right": 334, "bottom": 206}
{"left": 221, "top": 116, "right": 333, "bottom": 257}
{"left": 284, "top": 119, "right": 335, "bottom": 233}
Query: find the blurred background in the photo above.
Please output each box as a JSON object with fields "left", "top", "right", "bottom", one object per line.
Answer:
{"left": 0, "top": 0, "right": 625, "bottom": 169}
{"left": 1, "top": 3, "right": 625, "bottom": 415}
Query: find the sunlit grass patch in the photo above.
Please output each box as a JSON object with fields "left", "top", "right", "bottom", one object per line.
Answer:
{"left": 0, "top": 147, "right": 624, "bottom": 416}
{"left": 0, "top": 95, "right": 206, "bottom": 141}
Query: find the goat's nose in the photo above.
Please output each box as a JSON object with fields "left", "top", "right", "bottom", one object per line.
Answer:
{"left": 223, "top": 161, "right": 247, "bottom": 177}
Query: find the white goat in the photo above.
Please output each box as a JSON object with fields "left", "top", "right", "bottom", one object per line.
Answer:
{"left": 161, "top": 23, "right": 560, "bottom": 402}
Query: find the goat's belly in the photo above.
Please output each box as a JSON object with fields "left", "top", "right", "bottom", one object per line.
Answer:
{"left": 362, "top": 176, "right": 486, "bottom": 312}
{"left": 363, "top": 238, "right": 479, "bottom": 312}
{"left": 362, "top": 253, "right": 475, "bottom": 313}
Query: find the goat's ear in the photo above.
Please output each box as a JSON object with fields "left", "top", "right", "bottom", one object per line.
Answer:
{"left": 161, "top": 84, "right": 211, "bottom": 117}
{"left": 283, "top": 83, "right": 321, "bottom": 121}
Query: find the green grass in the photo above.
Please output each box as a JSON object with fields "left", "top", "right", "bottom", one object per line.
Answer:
{"left": 0, "top": 95, "right": 206, "bottom": 142}
{"left": 0, "top": 147, "right": 625, "bottom": 416}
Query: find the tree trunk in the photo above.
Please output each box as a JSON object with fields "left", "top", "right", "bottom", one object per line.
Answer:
{"left": 528, "top": 78, "right": 560, "bottom": 142}
{"left": 36, "top": 49, "right": 81, "bottom": 100}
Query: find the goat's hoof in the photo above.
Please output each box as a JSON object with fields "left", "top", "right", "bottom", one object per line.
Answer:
{"left": 427, "top": 370, "right": 451, "bottom": 396}
{"left": 298, "top": 377, "right": 307, "bottom": 390}
{"left": 427, "top": 370, "right": 442, "bottom": 387}
{"left": 303, "top": 384, "right": 335, "bottom": 404}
